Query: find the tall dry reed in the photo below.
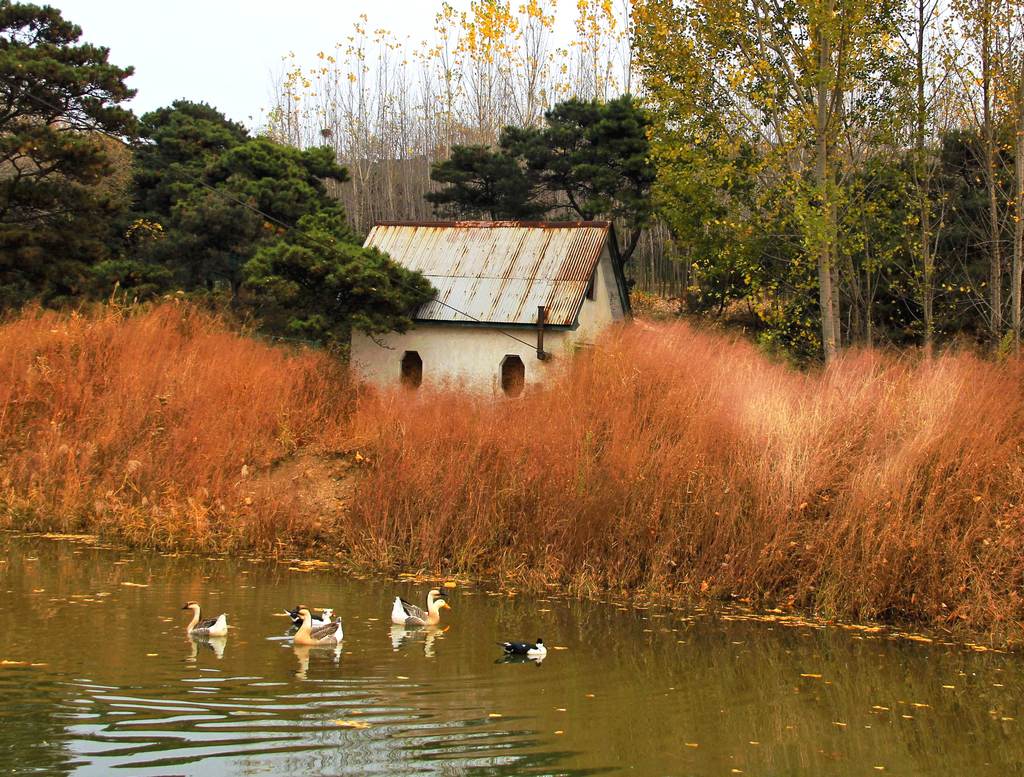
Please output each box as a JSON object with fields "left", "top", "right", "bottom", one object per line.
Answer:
{"left": 345, "top": 324, "right": 1024, "bottom": 630}
{"left": 2, "top": 305, "right": 1023, "bottom": 631}
{"left": 0, "top": 303, "right": 350, "bottom": 549}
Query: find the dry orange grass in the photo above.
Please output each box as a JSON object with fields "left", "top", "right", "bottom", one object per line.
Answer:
{"left": 0, "top": 303, "right": 350, "bottom": 549}
{"left": 2, "top": 304, "right": 1023, "bottom": 631}
{"left": 346, "top": 324, "right": 1024, "bottom": 630}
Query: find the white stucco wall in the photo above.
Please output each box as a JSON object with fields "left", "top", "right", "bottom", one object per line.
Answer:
{"left": 350, "top": 247, "right": 626, "bottom": 393}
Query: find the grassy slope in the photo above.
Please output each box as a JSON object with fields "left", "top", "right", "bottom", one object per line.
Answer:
{"left": 2, "top": 304, "right": 1023, "bottom": 633}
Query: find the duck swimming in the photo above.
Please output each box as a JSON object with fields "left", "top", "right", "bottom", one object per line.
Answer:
{"left": 284, "top": 606, "right": 333, "bottom": 628}
{"left": 498, "top": 638, "right": 546, "bottom": 658}
{"left": 293, "top": 607, "right": 343, "bottom": 645}
{"left": 181, "top": 601, "right": 228, "bottom": 637}
{"left": 391, "top": 588, "right": 450, "bottom": 626}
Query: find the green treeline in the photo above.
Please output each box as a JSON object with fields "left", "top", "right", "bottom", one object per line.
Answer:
{"left": 5, "top": 0, "right": 1024, "bottom": 362}
{"left": 0, "top": 3, "right": 432, "bottom": 344}
{"left": 632, "top": 0, "right": 1024, "bottom": 360}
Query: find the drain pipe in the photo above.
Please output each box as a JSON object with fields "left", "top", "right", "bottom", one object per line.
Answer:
{"left": 536, "top": 305, "right": 549, "bottom": 360}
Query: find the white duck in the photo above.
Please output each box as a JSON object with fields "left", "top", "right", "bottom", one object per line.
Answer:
{"left": 391, "top": 588, "right": 450, "bottom": 627}
{"left": 182, "top": 601, "right": 228, "bottom": 637}
{"left": 293, "top": 607, "right": 343, "bottom": 645}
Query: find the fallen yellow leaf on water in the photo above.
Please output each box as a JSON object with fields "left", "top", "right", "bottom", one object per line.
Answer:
{"left": 872, "top": 705, "right": 890, "bottom": 711}
{"left": 585, "top": 693, "right": 595, "bottom": 698}
{"left": 146, "top": 653, "right": 158, "bottom": 657}
{"left": 911, "top": 703, "right": 930, "bottom": 709}
{"left": 556, "top": 708, "right": 566, "bottom": 712}
{"left": 1, "top": 660, "right": 28, "bottom": 667}
{"left": 396, "top": 675, "right": 409, "bottom": 680}
{"left": 554, "top": 730, "right": 564, "bottom": 735}
{"left": 333, "top": 719, "right": 370, "bottom": 729}
{"left": 488, "top": 713, "right": 502, "bottom": 718}
{"left": 942, "top": 685, "right": 955, "bottom": 689}
{"left": 551, "top": 646, "right": 569, "bottom": 651}
{"left": 800, "top": 673, "right": 822, "bottom": 679}
{"left": 685, "top": 743, "right": 699, "bottom": 748}
{"left": 833, "top": 721, "right": 847, "bottom": 728}
{"left": 120, "top": 582, "right": 148, "bottom": 588}
{"left": 874, "top": 767, "right": 886, "bottom": 771}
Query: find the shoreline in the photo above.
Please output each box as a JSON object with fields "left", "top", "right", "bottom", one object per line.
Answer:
{"left": 2, "top": 528, "right": 1015, "bottom": 652}
{"left": 4, "top": 304, "right": 1024, "bottom": 644}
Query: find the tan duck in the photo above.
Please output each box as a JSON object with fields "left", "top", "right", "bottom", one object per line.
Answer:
{"left": 293, "top": 607, "right": 343, "bottom": 645}
{"left": 391, "top": 588, "right": 450, "bottom": 626}
{"left": 182, "top": 601, "right": 228, "bottom": 637}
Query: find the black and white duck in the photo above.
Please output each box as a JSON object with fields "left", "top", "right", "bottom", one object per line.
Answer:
{"left": 498, "top": 638, "right": 546, "bottom": 659}
{"left": 284, "top": 605, "right": 334, "bottom": 628}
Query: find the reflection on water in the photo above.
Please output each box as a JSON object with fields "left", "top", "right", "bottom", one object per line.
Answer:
{"left": 292, "top": 642, "right": 343, "bottom": 680}
{"left": 188, "top": 636, "right": 227, "bottom": 661}
{"left": 389, "top": 624, "right": 446, "bottom": 657}
{"left": 1, "top": 533, "right": 1023, "bottom": 775}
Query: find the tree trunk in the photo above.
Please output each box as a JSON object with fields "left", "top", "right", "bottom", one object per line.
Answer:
{"left": 915, "top": 0, "right": 935, "bottom": 356}
{"left": 815, "top": 12, "right": 838, "bottom": 362}
{"left": 982, "top": 6, "right": 1003, "bottom": 345}
{"left": 1014, "top": 55, "right": 1024, "bottom": 350}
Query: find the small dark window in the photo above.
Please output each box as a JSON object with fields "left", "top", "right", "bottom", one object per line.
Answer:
{"left": 400, "top": 351, "right": 422, "bottom": 388}
{"left": 585, "top": 270, "right": 596, "bottom": 300}
{"left": 500, "top": 355, "right": 525, "bottom": 397}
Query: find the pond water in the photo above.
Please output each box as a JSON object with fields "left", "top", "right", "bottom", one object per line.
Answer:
{"left": 0, "top": 533, "right": 1022, "bottom": 776}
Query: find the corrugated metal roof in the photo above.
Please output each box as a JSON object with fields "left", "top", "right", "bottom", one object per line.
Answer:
{"left": 364, "top": 221, "right": 611, "bottom": 327}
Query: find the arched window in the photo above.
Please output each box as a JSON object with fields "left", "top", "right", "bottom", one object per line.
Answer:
{"left": 400, "top": 351, "right": 422, "bottom": 388}
{"left": 500, "top": 355, "right": 525, "bottom": 397}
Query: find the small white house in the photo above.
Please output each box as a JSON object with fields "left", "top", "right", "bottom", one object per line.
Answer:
{"left": 350, "top": 220, "right": 631, "bottom": 394}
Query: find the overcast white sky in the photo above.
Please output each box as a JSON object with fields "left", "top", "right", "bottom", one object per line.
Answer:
{"left": 54, "top": 1, "right": 440, "bottom": 127}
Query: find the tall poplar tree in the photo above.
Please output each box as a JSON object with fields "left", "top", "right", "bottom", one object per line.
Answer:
{"left": 634, "top": 0, "right": 902, "bottom": 361}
